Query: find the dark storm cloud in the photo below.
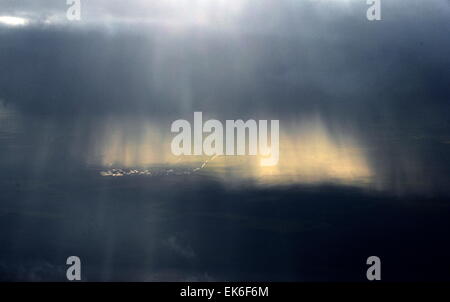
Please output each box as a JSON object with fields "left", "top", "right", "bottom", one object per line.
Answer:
{"left": 0, "top": 0, "right": 449, "bottom": 192}
{"left": 1, "top": 1, "right": 450, "bottom": 282}
{"left": 0, "top": 0, "right": 448, "bottom": 119}
{"left": 2, "top": 177, "right": 450, "bottom": 281}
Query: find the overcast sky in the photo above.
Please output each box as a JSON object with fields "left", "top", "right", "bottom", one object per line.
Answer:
{"left": 1, "top": 0, "right": 450, "bottom": 282}
{"left": 1, "top": 0, "right": 449, "bottom": 116}
{"left": 0, "top": 0, "right": 449, "bottom": 188}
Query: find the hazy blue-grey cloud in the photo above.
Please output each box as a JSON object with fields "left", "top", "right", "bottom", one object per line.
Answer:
{"left": 0, "top": 0, "right": 450, "bottom": 282}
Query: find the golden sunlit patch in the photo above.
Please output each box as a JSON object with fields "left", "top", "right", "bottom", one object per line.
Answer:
{"left": 92, "top": 115, "right": 372, "bottom": 187}
{"left": 257, "top": 119, "right": 372, "bottom": 185}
